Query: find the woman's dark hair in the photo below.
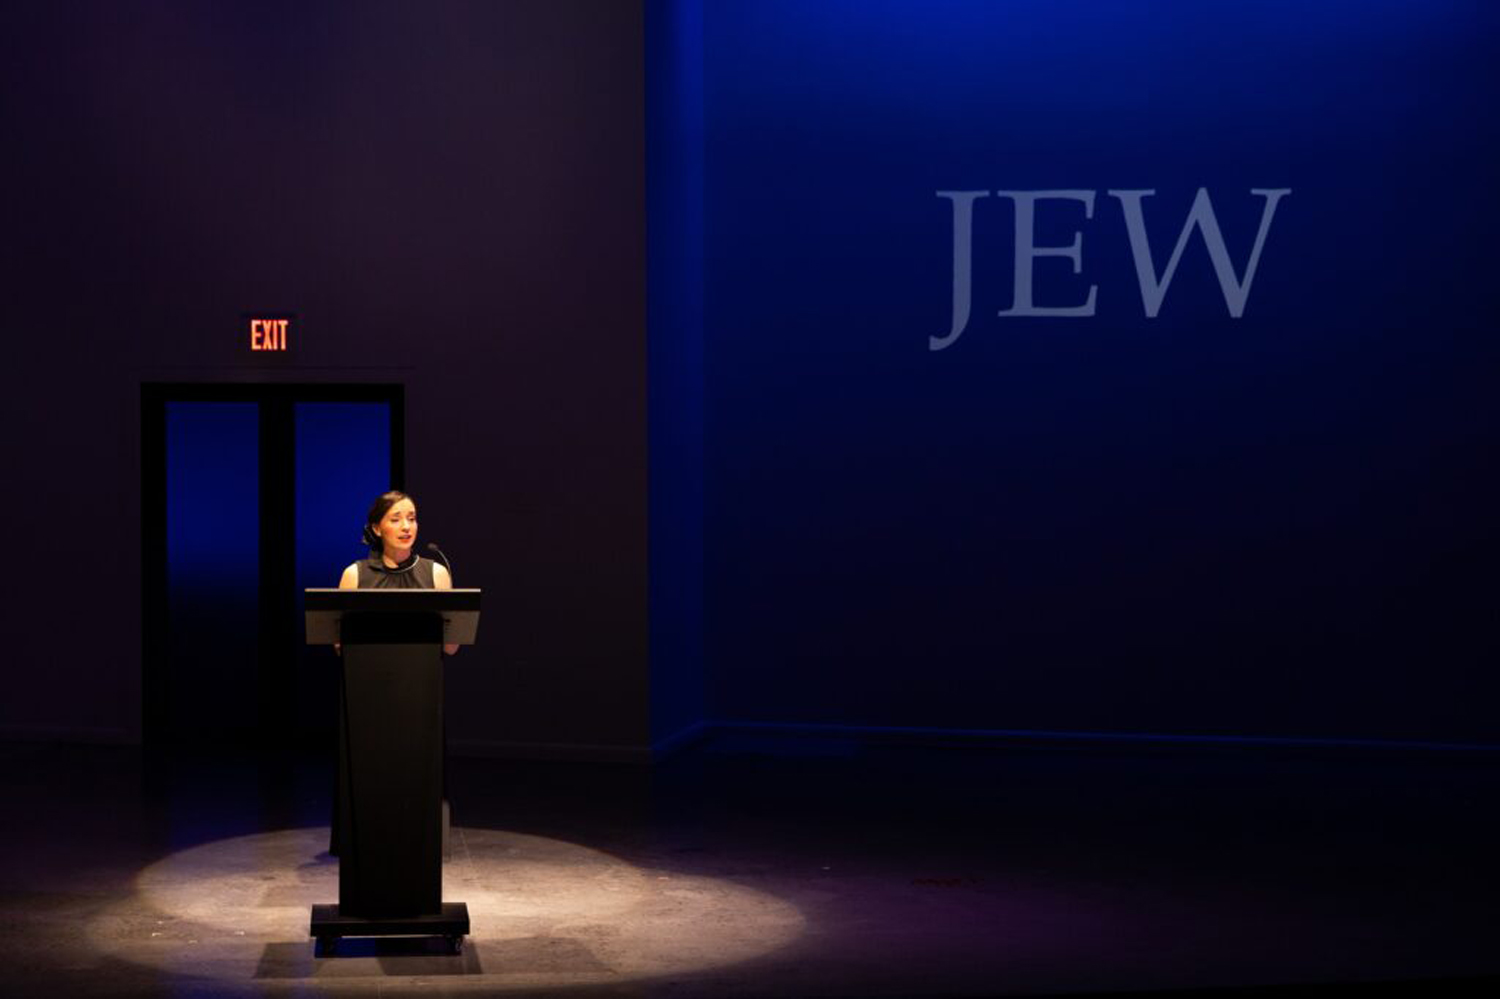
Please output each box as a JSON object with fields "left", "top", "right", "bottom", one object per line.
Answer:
{"left": 363, "top": 490, "right": 413, "bottom": 550}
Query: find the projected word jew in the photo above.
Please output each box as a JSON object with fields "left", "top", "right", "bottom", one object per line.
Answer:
{"left": 932, "top": 188, "right": 1291, "bottom": 351}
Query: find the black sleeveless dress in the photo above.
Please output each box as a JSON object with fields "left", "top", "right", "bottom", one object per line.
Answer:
{"left": 331, "top": 551, "right": 442, "bottom": 857}
{"left": 355, "top": 552, "right": 437, "bottom": 589}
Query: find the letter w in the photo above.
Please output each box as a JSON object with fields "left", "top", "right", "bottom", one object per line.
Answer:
{"left": 1109, "top": 188, "right": 1290, "bottom": 318}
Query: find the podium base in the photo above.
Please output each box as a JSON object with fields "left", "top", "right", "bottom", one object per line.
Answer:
{"left": 310, "top": 902, "right": 469, "bottom": 954}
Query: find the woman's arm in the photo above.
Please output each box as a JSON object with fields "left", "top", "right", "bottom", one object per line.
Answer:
{"left": 334, "top": 563, "right": 359, "bottom": 653}
{"left": 434, "top": 563, "right": 459, "bottom": 655}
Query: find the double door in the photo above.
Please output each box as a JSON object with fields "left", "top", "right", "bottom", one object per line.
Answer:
{"left": 142, "top": 383, "right": 404, "bottom": 747}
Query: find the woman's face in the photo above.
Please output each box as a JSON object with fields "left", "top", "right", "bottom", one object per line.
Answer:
{"left": 374, "top": 498, "right": 418, "bottom": 555}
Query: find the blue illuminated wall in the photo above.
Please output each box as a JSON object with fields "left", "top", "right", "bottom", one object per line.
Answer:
{"left": 647, "top": 0, "right": 706, "bottom": 748}
{"left": 294, "top": 402, "right": 391, "bottom": 739}
{"left": 164, "top": 402, "right": 260, "bottom": 740}
{"left": 294, "top": 402, "right": 391, "bottom": 594}
{"left": 659, "top": 0, "right": 1500, "bottom": 743}
{"left": 161, "top": 399, "right": 391, "bottom": 744}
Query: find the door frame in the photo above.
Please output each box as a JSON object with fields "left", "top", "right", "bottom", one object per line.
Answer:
{"left": 140, "top": 382, "right": 405, "bottom": 747}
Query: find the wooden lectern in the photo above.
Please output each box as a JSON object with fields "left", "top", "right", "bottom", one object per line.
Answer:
{"left": 304, "top": 588, "right": 480, "bottom": 954}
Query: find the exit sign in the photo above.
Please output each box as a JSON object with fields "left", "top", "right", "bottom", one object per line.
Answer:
{"left": 249, "top": 316, "right": 290, "bottom": 351}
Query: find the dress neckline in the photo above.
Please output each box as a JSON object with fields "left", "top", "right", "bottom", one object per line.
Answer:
{"left": 368, "top": 552, "right": 419, "bottom": 574}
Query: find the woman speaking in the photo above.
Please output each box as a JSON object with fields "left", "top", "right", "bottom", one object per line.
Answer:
{"left": 327, "top": 489, "right": 459, "bottom": 860}
{"left": 340, "top": 490, "right": 458, "bottom": 656}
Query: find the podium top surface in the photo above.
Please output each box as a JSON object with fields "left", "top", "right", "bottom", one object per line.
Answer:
{"left": 304, "top": 588, "right": 480, "bottom": 611}
{"left": 304, "top": 588, "right": 481, "bottom": 644}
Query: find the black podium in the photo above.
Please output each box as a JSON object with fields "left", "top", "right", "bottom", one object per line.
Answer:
{"left": 304, "top": 588, "right": 481, "bottom": 953}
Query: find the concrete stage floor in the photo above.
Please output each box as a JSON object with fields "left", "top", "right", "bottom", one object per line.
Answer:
{"left": 0, "top": 733, "right": 1495, "bottom": 998}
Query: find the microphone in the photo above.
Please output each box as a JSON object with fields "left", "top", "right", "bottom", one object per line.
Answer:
{"left": 427, "top": 543, "right": 454, "bottom": 582}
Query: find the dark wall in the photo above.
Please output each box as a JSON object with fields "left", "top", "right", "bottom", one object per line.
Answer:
{"left": 2, "top": 1, "right": 649, "bottom": 754}
{"left": 697, "top": 1, "right": 1500, "bottom": 743}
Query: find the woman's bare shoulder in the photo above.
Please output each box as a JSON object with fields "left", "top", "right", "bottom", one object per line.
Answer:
{"left": 339, "top": 563, "right": 361, "bottom": 589}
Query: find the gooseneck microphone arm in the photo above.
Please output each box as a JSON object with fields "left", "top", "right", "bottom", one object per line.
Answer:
{"left": 427, "top": 543, "right": 454, "bottom": 582}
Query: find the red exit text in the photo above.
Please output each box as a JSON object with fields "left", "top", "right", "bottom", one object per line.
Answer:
{"left": 250, "top": 318, "right": 289, "bottom": 351}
